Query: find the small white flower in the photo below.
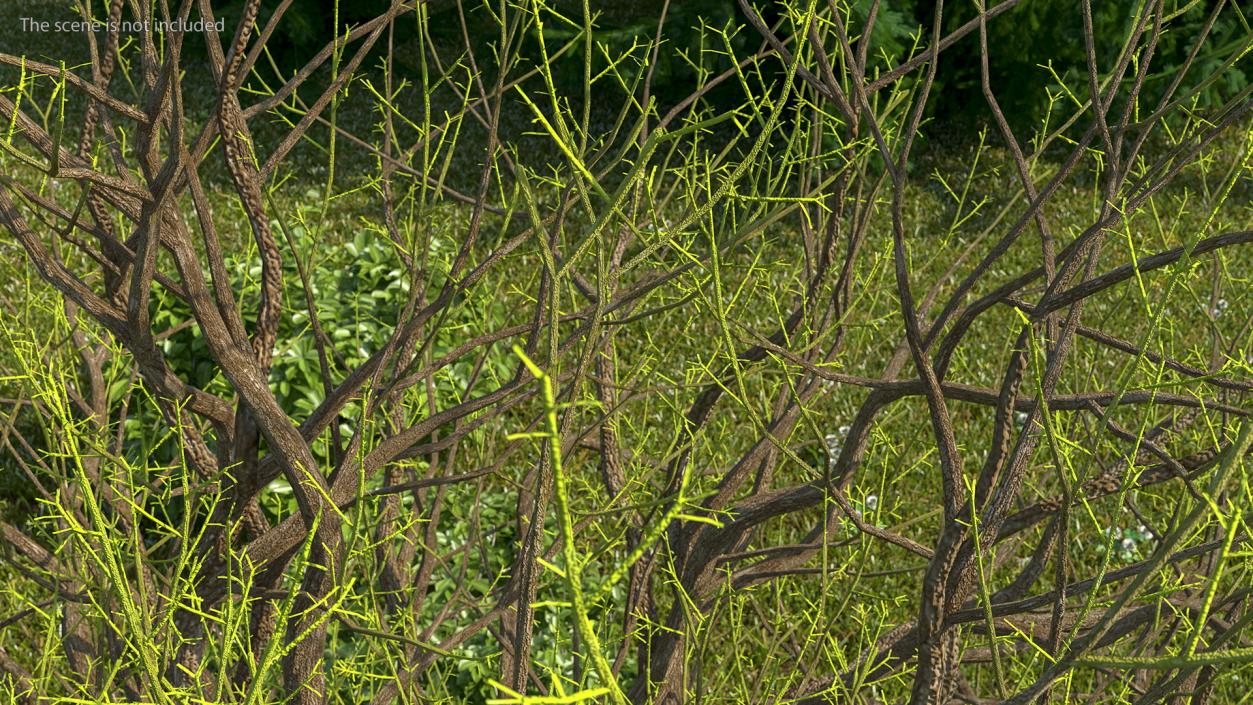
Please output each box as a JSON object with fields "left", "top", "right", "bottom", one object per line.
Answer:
{"left": 864, "top": 494, "right": 879, "bottom": 511}
{"left": 1015, "top": 411, "right": 1029, "bottom": 426}
{"left": 1120, "top": 537, "right": 1136, "bottom": 554}
{"left": 825, "top": 433, "right": 843, "bottom": 460}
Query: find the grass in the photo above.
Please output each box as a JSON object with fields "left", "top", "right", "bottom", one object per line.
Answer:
{"left": 2, "top": 120, "right": 1250, "bottom": 700}
{"left": 1, "top": 124, "right": 1249, "bottom": 699}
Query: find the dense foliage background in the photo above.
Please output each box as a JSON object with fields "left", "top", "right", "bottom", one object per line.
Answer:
{"left": 211, "top": 0, "right": 1251, "bottom": 127}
